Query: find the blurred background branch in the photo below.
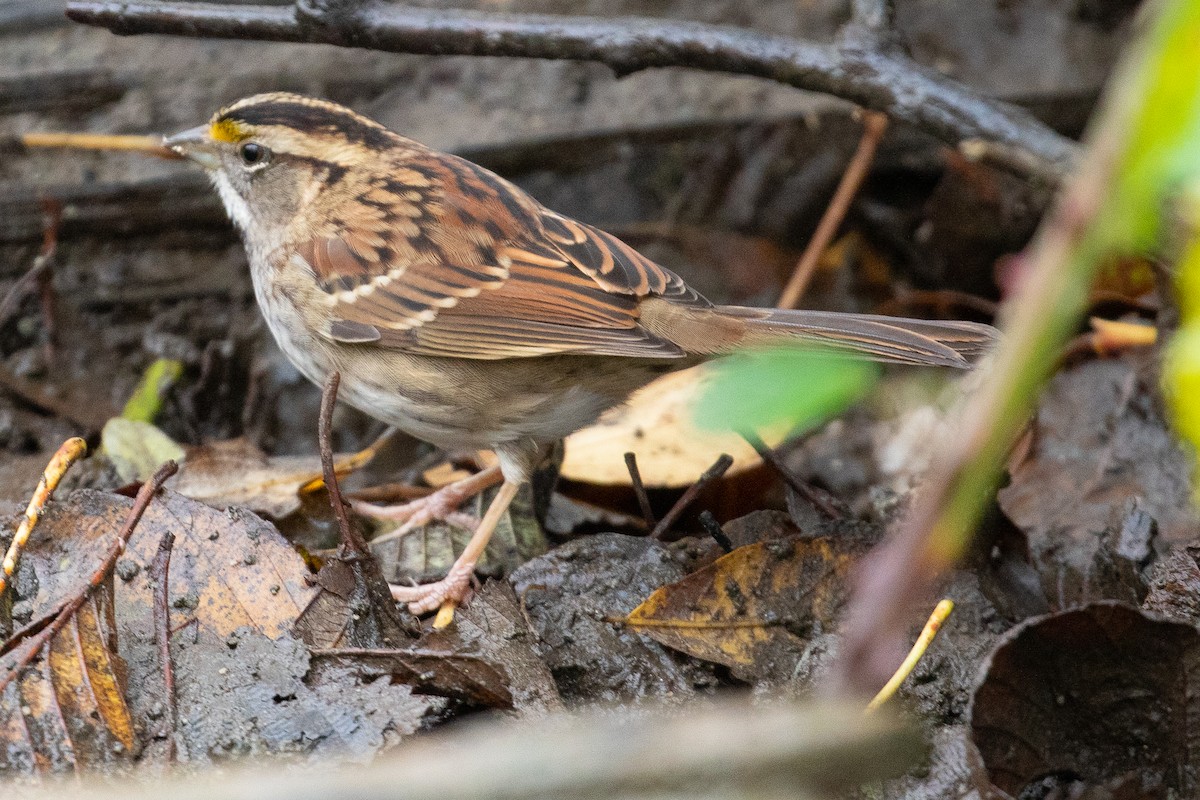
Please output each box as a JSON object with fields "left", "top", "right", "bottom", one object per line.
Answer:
{"left": 65, "top": 0, "right": 1076, "bottom": 183}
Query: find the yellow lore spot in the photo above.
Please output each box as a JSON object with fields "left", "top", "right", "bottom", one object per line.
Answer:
{"left": 210, "top": 118, "right": 250, "bottom": 143}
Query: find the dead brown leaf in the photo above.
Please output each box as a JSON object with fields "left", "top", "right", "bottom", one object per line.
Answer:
{"left": 971, "top": 602, "right": 1200, "bottom": 798}
{"left": 168, "top": 436, "right": 375, "bottom": 519}
{"left": 998, "top": 355, "right": 1200, "bottom": 607}
{"left": 421, "top": 581, "right": 563, "bottom": 714}
{"left": 12, "top": 488, "right": 315, "bottom": 645}
{"left": 6, "top": 490, "right": 444, "bottom": 765}
{"left": 624, "top": 535, "right": 860, "bottom": 681}
{"left": 309, "top": 646, "right": 513, "bottom": 709}
{"left": 0, "top": 581, "right": 135, "bottom": 774}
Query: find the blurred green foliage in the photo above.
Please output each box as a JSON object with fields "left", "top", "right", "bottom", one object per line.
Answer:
{"left": 1144, "top": 4, "right": 1200, "bottom": 488}
{"left": 121, "top": 357, "right": 184, "bottom": 423}
{"left": 693, "top": 346, "right": 877, "bottom": 436}
{"left": 1105, "top": 3, "right": 1200, "bottom": 253}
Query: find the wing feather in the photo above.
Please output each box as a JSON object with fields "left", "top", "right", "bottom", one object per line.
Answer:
{"left": 304, "top": 149, "right": 700, "bottom": 360}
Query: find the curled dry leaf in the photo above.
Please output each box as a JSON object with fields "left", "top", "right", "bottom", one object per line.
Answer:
{"left": 623, "top": 534, "right": 862, "bottom": 682}
{"left": 560, "top": 364, "right": 788, "bottom": 488}
{"left": 170, "top": 437, "right": 377, "bottom": 519}
{"left": 0, "top": 581, "right": 135, "bottom": 774}
{"left": 970, "top": 602, "right": 1200, "bottom": 798}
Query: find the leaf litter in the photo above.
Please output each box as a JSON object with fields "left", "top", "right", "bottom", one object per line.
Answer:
{"left": 0, "top": 15, "right": 1191, "bottom": 793}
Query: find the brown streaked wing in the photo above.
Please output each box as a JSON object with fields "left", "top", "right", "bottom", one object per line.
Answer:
{"left": 540, "top": 211, "right": 702, "bottom": 305}
{"left": 316, "top": 150, "right": 702, "bottom": 359}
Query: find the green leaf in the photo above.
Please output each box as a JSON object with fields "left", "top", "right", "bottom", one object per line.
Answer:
{"left": 120, "top": 358, "right": 184, "bottom": 423}
{"left": 1101, "top": 1, "right": 1200, "bottom": 251}
{"left": 693, "top": 346, "right": 877, "bottom": 435}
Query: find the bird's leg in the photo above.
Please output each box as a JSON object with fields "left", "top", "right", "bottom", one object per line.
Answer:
{"left": 390, "top": 478, "right": 521, "bottom": 627}
{"left": 354, "top": 463, "right": 503, "bottom": 542}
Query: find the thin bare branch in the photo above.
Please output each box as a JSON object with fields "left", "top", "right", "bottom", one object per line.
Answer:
{"left": 650, "top": 454, "right": 733, "bottom": 540}
{"left": 623, "top": 452, "right": 656, "bottom": 529}
{"left": 778, "top": 110, "right": 889, "bottom": 309}
{"left": 65, "top": 0, "right": 1076, "bottom": 182}
{"left": 319, "top": 371, "right": 371, "bottom": 558}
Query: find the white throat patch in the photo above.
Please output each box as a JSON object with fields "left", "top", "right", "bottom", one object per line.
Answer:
{"left": 209, "top": 171, "right": 254, "bottom": 234}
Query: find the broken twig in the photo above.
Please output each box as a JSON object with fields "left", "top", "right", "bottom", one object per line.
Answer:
{"left": 651, "top": 454, "right": 733, "bottom": 540}
{"left": 741, "top": 431, "right": 843, "bottom": 519}
{"left": 698, "top": 511, "right": 733, "bottom": 553}
{"left": 0, "top": 437, "right": 88, "bottom": 596}
{"left": 18, "top": 131, "right": 180, "bottom": 159}
{"left": 865, "top": 599, "right": 954, "bottom": 713}
{"left": 0, "top": 199, "right": 61, "bottom": 330}
{"left": 623, "top": 452, "right": 657, "bottom": 529}
{"left": 319, "top": 372, "right": 371, "bottom": 557}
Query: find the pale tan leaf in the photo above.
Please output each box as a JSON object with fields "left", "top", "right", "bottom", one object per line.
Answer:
{"left": 561, "top": 364, "right": 788, "bottom": 488}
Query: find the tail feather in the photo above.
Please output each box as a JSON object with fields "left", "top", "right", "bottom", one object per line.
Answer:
{"left": 640, "top": 298, "right": 999, "bottom": 368}
{"left": 733, "top": 308, "right": 999, "bottom": 367}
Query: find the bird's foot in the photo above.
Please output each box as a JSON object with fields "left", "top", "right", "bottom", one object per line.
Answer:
{"left": 353, "top": 464, "right": 503, "bottom": 543}
{"left": 390, "top": 559, "right": 477, "bottom": 627}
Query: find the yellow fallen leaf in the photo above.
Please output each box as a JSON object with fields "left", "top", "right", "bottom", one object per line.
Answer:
{"left": 625, "top": 535, "right": 859, "bottom": 675}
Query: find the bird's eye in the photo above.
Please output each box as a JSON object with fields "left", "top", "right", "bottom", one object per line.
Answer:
{"left": 239, "top": 142, "right": 269, "bottom": 168}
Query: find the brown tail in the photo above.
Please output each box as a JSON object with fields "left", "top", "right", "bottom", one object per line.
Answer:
{"left": 641, "top": 299, "right": 999, "bottom": 368}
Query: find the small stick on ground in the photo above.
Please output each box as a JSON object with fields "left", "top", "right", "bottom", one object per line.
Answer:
{"left": 651, "top": 454, "right": 733, "bottom": 540}
{"left": 0, "top": 460, "right": 178, "bottom": 694}
{"left": 741, "top": 431, "right": 843, "bottom": 520}
{"left": 0, "top": 198, "right": 62, "bottom": 333}
{"left": 698, "top": 511, "right": 733, "bottom": 553}
{"left": 150, "top": 529, "right": 177, "bottom": 762}
{"left": 777, "top": 110, "right": 890, "bottom": 309}
{"left": 319, "top": 372, "right": 371, "bottom": 557}
{"left": 623, "top": 451, "right": 657, "bottom": 529}
{"left": 865, "top": 599, "right": 954, "bottom": 713}
{"left": 346, "top": 482, "right": 434, "bottom": 504}
{"left": 0, "top": 436, "right": 87, "bottom": 596}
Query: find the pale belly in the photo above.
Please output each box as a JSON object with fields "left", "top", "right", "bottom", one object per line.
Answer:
{"left": 252, "top": 269, "right": 677, "bottom": 453}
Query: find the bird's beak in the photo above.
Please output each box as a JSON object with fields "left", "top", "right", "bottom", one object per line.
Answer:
{"left": 162, "top": 125, "right": 222, "bottom": 170}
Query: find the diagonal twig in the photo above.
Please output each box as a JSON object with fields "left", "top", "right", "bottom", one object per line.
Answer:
{"left": 150, "top": 530, "right": 178, "bottom": 763}
{"left": 778, "top": 110, "right": 889, "bottom": 309}
{"left": 0, "top": 437, "right": 87, "bottom": 597}
{"left": 651, "top": 454, "right": 734, "bottom": 540}
{"left": 318, "top": 371, "right": 371, "bottom": 558}
{"left": 0, "top": 460, "right": 179, "bottom": 694}
{"left": 740, "top": 431, "right": 843, "bottom": 520}
{"left": 623, "top": 452, "right": 656, "bottom": 529}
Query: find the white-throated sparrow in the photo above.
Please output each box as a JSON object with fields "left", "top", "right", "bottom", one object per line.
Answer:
{"left": 166, "top": 93, "right": 996, "bottom": 626}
